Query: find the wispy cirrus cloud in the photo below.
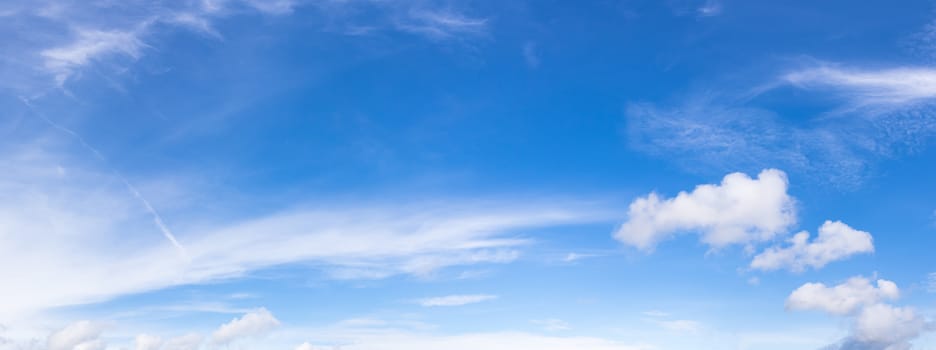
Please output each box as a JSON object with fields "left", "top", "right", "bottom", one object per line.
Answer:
{"left": 0, "top": 140, "right": 610, "bottom": 321}
{"left": 627, "top": 62, "right": 936, "bottom": 187}
{"left": 394, "top": 9, "right": 488, "bottom": 41}
{"left": 783, "top": 65, "right": 936, "bottom": 108}
{"left": 40, "top": 27, "right": 148, "bottom": 87}
{"left": 2, "top": 0, "right": 490, "bottom": 93}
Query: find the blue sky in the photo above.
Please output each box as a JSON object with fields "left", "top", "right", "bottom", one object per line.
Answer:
{"left": 2, "top": 0, "right": 936, "bottom": 349}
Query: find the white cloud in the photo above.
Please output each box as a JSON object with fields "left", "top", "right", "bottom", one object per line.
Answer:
{"left": 394, "top": 9, "right": 488, "bottom": 40}
{"left": 751, "top": 220, "right": 874, "bottom": 272}
{"left": 615, "top": 169, "right": 796, "bottom": 250}
{"left": 531, "top": 318, "right": 571, "bottom": 331}
{"left": 40, "top": 28, "right": 148, "bottom": 86}
{"left": 786, "top": 276, "right": 898, "bottom": 315}
{"left": 697, "top": 0, "right": 722, "bottom": 17}
{"left": 0, "top": 144, "right": 607, "bottom": 320}
{"left": 787, "top": 277, "right": 931, "bottom": 350}
{"left": 627, "top": 62, "right": 936, "bottom": 187}
{"left": 852, "top": 304, "right": 927, "bottom": 347}
{"left": 134, "top": 334, "right": 162, "bottom": 350}
{"left": 47, "top": 321, "right": 106, "bottom": 350}
{"left": 563, "top": 252, "right": 600, "bottom": 262}
{"left": 784, "top": 66, "right": 936, "bottom": 107}
{"left": 418, "top": 294, "right": 497, "bottom": 307}
{"left": 278, "top": 329, "right": 650, "bottom": 350}
{"left": 162, "top": 333, "right": 203, "bottom": 350}
{"left": 210, "top": 308, "right": 280, "bottom": 345}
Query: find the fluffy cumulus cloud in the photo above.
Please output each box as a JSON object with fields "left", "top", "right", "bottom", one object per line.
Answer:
{"left": 47, "top": 321, "right": 106, "bottom": 350}
{"left": 210, "top": 308, "right": 281, "bottom": 345}
{"left": 751, "top": 220, "right": 874, "bottom": 272}
{"left": 417, "top": 294, "right": 497, "bottom": 307}
{"left": 615, "top": 169, "right": 796, "bottom": 250}
{"left": 786, "top": 277, "right": 899, "bottom": 315}
{"left": 788, "top": 277, "right": 932, "bottom": 350}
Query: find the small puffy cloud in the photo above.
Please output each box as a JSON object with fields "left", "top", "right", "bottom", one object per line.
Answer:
{"left": 47, "top": 321, "right": 106, "bottom": 350}
{"left": 751, "top": 220, "right": 874, "bottom": 272}
{"left": 786, "top": 277, "right": 898, "bottom": 315}
{"left": 134, "top": 334, "right": 162, "bottom": 350}
{"left": 210, "top": 308, "right": 280, "bottom": 345}
{"left": 418, "top": 294, "right": 497, "bottom": 307}
{"left": 615, "top": 169, "right": 796, "bottom": 250}
{"left": 295, "top": 342, "right": 317, "bottom": 350}
{"left": 531, "top": 318, "right": 571, "bottom": 331}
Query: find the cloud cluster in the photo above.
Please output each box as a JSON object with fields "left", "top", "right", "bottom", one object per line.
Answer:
{"left": 39, "top": 309, "right": 272, "bottom": 350}
{"left": 615, "top": 169, "right": 796, "bottom": 250}
{"left": 751, "top": 220, "right": 874, "bottom": 272}
{"left": 29, "top": 311, "right": 649, "bottom": 350}
{"left": 787, "top": 277, "right": 932, "bottom": 350}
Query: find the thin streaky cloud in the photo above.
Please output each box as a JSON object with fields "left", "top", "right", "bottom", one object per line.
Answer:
{"left": 417, "top": 294, "right": 497, "bottom": 307}
{"left": 20, "top": 98, "right": 188, "bottom": 258}
{"left": 783, "top": 65, "right": 936, "bottom": 107}
{"left": 394, "top": 9, "right": 488, "bottom": 40}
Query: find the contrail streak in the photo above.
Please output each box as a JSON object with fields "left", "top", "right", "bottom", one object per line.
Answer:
{"left": 19, "top": 97, "right": 188, "bottom": 257}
